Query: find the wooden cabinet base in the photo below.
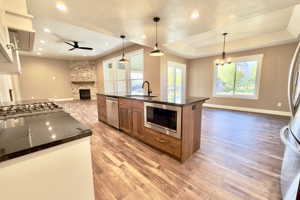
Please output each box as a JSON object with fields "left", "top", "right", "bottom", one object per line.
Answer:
{"left": 97, "top": 95, "right": 205, "bottom": 162}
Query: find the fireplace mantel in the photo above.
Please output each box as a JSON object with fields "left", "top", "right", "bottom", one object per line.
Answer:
{"left": 71, "top": 81, "right": 95, "bottom": 84}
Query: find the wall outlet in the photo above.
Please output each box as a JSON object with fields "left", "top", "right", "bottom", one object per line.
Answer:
{"left": 277, "top": 102, "right": 282, "bottom": 107}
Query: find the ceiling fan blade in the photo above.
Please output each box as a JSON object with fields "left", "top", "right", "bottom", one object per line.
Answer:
{"left": 69, "top": 47, "right": 76, "bottom": 51}
{"left": 65, "top": 42, "right": 74, "bottom": 47}
{"left": 78, "top": 47, "right": 93, "bottom": 50}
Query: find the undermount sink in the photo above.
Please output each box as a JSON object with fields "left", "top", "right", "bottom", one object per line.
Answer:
{"left": 126, "top": 95, "right": 157, "bottom": 98}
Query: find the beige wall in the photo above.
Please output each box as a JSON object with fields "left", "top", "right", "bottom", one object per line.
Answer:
{"left": 19, "top": 56, "right": 73, "bottom": 100}
{"left": 187, "top": 42, "right": 298, "bottom": 112}
{"left": 96, "top": 44, "right": 161, "bottom": 95}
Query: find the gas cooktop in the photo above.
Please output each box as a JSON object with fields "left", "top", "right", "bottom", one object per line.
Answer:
{"left": 0, "top": 102, "right": 63, "bottom": 120}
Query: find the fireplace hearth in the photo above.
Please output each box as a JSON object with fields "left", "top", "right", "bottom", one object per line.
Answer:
{"left": 79, "top": 89, "right": 91, "bottom": 100}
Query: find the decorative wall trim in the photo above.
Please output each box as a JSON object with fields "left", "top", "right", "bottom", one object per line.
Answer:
{"left": 203, "top": 103, "right": 292, "bottom": 116}
{"left": 48, "top": 98, "right": 74, "bottom": 102}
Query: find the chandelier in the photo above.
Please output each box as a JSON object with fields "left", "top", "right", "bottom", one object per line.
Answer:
{"left": 215, "top": 33, "right": 232, "bottom": 66}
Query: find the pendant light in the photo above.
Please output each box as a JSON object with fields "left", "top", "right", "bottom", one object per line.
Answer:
{"left": 215, "top": 33, "right": 232, "bottom": 66}
{"left": 119, "top": 35, "right": 129, "bottom": 64}
{"left": 150, "top": 17, "right": 164, "bottom": 56}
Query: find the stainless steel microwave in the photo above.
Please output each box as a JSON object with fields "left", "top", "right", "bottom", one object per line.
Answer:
{"left": 144, "top": 102, "right": 182, "bottom": 139}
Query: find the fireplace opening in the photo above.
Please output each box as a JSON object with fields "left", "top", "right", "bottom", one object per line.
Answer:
{"left": 79, "top": 89, "right": 91, "bottom": 100}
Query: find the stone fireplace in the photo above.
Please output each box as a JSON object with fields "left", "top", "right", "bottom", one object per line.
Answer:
{"left": 69, "top": 61, "right": 97, "bottom": 100}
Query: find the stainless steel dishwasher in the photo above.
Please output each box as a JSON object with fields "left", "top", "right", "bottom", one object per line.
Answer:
{"left": 106, "top": 97, "right": 119, "bottom": 129}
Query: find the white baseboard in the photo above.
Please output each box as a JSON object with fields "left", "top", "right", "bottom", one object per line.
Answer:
{"left": 48, "top": 98, "right": 74, "bottom": 102}
{"left": 203, "top": 103, "right": 291, "bottom": 117}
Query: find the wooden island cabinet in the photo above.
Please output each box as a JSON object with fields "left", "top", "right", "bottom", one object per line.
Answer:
{"left": 97, "top": 95, "right": 107, "bottom": 123}
{"left": 97, "top": 94, "right": 208, "bottom": 162}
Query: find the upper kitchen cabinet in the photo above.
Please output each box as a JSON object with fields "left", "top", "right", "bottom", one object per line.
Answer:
{"left": 0, "top": 0, "right": 13, "bottom": 62}
{"left": 3, "top": 0, "right": 35, "bottom": 51}
{"left": 0, "top": 0, "right": 35, "bottom": 74}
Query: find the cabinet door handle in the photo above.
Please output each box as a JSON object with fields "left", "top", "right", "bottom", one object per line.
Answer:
{"left": 156, "top": 138, "right": 168, "bottom": 143}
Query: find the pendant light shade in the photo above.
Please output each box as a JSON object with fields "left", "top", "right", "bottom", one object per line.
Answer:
{"left": 119, "top": 35, "right": 129, "bottom": 64}
{"left": 215, "top": 33, "right": 232, "bottom": 66}
{"left": 150, "top": 17, "right": 164, "bottom": 57}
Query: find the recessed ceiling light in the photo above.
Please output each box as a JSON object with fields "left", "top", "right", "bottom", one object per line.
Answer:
{"left": 142, "top": 34, "right": 146, "bottom": 39}
{"left": 43, "top": 28, "right": 51, "bottom": 33}
{"left": 40, "top": 40, "right": 45, "bottom": 44}
{"left": 191, "top": 10, "right": 200, "bottom": 19}
{"left": 56, "top": 2, "right": 67, "bottom": 12}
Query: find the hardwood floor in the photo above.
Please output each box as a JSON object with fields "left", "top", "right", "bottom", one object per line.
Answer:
{"left": 58, "top": 100, "right": 289, "bottom": 200}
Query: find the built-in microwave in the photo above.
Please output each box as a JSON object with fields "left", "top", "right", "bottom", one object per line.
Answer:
{"left": 144, "top": 102, "right": 182, "bottom": 139}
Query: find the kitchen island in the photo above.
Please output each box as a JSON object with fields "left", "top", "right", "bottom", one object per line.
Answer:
{"left": 97, "top": 93, "right": 209, "bottom": 162}
{"left": 0, "top": 103, "right": 95, "bottom": 200}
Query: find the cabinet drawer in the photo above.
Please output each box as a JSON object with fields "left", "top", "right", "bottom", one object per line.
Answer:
{"left": 143, "top": 127, "right": 181, "bottom": 159}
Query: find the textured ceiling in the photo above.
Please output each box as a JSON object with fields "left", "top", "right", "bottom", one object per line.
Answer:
{"left": 25, "top": 0, "right": 300, "bottom": 59}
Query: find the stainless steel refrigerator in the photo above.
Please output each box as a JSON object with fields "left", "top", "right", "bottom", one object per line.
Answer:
{"left": 281, "top": 40, "right": 300, "bottom": 200}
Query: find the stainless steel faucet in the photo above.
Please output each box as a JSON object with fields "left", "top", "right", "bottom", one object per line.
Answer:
{"left": 142, "top": 81, "right": 152, "bottom": 96}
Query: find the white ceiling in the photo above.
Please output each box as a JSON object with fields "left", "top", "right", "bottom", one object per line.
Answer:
{"left": 25, "top": 0, "right": 300, "bottom": 59}
{"left": 21, "top": 18, "right": 132, "bottom": 60}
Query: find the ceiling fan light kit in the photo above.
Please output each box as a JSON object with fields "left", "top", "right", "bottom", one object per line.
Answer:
{"left": 150, "top": 17, "right": 164, "bottom": 57}
{"left": 215, "top": 32, "right": 232, "bottom": 66}
{"left": 119, "top": 35, "right": 129, "bottom": 64}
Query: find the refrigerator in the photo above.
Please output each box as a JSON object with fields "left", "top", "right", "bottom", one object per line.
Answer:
{"left": 281, "top": 40, "right": 300, "bottom": 200}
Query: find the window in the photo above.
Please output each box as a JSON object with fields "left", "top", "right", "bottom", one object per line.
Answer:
{"left": 167, "top": 61, "right": 186, "bottom": 101}
{"left": 129, "top": 52, "right": 144, "bottom": 94}
{"left": 103, "top": 49, "right": 144, "bottom": 94}
{"left": 213, "top": 54, "right": 263, "bottom": 99}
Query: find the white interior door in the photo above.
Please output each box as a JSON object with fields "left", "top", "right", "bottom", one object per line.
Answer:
{"left": 167, "top": 61, "right": 186, "bottom": 101}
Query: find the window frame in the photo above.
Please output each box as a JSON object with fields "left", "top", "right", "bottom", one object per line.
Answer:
{"left": 127, "top": 49, "right": 144, "bottom": 94}
{"left": 103, "top": 49, "right": 144, "bottom": 94}
{"left": 212, "top": 54, "right": 263, "bottom": 100}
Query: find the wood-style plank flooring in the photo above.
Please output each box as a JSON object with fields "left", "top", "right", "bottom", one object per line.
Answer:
{"left": 58, "top": 100, "right": 289, "bottom": 200}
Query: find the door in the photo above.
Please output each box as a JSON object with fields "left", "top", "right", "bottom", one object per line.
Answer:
{"left": 167, "top": 61, "right": 186, "bottom": 102}
{"left": 119, "top": 99, "right": 132, "bottom": 134}
{"left": 132, "top": 107, "right": 144, "bottom": 140}
{"left": 280, "top": 126, "right": 300, "bottom": 200}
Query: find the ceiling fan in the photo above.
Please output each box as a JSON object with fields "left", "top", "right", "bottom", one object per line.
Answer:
{"left": 64, "top": 41, "right": 93, "bottom": 51}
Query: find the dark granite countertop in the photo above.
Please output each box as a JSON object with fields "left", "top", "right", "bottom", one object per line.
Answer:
{"left": 0, "top": 111, "right": 92, "bottom": 163}
{"left": 97, "top": 93, "right": 209, "bottom": 106}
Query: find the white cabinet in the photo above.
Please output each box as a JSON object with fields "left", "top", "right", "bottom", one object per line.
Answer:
{"left": 0, "top": 0, "right": 13, "bottom": 63}
{"left": 0, "top": 0, "right": 35, "bottom": 74}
